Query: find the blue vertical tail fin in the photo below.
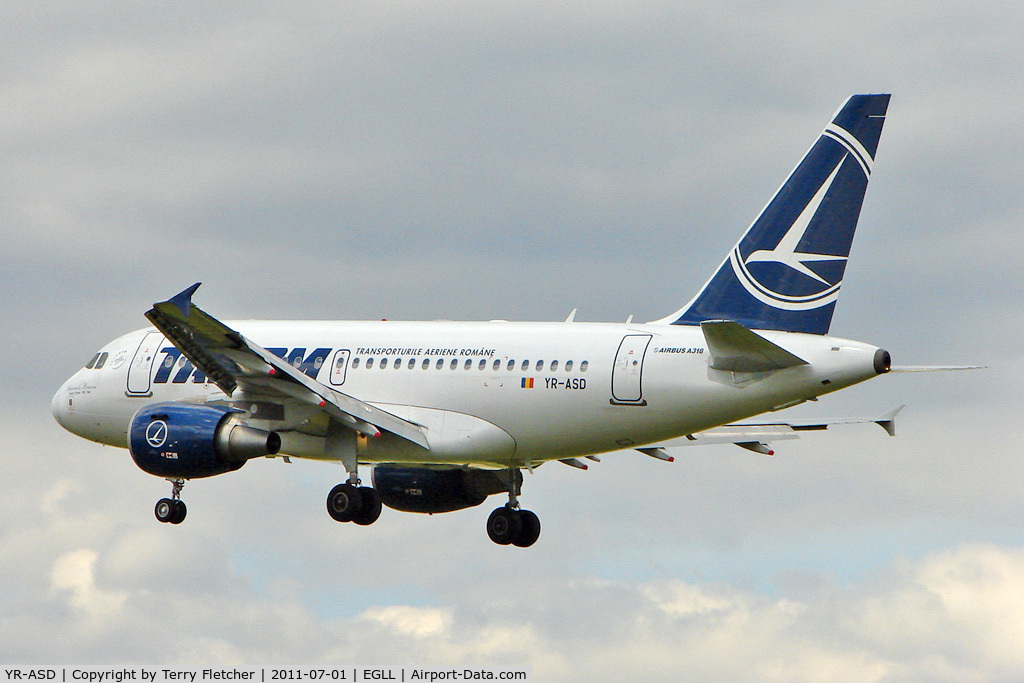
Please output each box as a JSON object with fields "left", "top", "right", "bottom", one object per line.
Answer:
{"left": 654, "top": 94, "right": 890, "bottom": 334}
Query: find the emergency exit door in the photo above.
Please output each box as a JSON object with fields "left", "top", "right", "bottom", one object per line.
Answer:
{"left": 611, "top": 334, "right": 651, "bottom": 405}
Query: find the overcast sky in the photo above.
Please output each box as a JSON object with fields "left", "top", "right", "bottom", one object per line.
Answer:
{"left": 3, "top": 2, "right": 1024, "bottom": 680}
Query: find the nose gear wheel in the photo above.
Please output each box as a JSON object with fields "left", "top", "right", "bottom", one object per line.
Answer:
{"left": 155, "top": 478, "right": 187, "bottom": 524}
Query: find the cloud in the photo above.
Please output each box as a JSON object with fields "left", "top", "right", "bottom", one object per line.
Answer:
{"left": 20, "top": 532, "right": 1024, "bottom": 680}
{"left": 51, "top": 548, "right": 128, "bottom": 620}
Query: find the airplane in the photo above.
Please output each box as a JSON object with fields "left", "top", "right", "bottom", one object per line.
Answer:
{"left": 53, "top": 93, "right": 944, "bottom": 547}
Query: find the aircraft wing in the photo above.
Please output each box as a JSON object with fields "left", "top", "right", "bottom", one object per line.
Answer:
{"left": 637, "top": 406, "right": 903, "bottom": 458}
{"left": 144, "top": 283, "right": 429, "bottom": 449}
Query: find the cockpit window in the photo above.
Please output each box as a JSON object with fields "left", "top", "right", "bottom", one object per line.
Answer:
{"left": 93, "top": 352, "right": 109, "bottom": 369}
{"left": 84, "top": 353, "right": 101, "bottom": 369}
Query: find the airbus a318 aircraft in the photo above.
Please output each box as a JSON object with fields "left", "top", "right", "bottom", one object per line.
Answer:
{"left": 55, "top": 94, "right": 939, "bottom": 547}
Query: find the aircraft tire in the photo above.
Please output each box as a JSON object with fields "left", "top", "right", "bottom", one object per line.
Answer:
{"left": 512, "top": 509, "right": 541, "bottom": 547}
{"left": 155, "top": 498, "right": 175, "bottom": 523}
{"left": 170, "top": 499, "right": 187, "bottom": 524}
{"left": 327, "top": 483, "right": 363, "bottom": 523}
{"left": 486, "top": 506, "right": 522, "bottom": 545}
{"left": 353, "top": 487, "right": 382, "bottom": 526}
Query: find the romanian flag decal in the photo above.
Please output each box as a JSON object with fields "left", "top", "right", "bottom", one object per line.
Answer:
{"left": 521, "top": 377, "right": 534, "bottom": 389}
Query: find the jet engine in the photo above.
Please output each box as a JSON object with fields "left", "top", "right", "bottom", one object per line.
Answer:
{"left": 129, "top": 402, "right": 281, "bottom": 479}
{"left": 372, "top": 465, "right": 519, "bottom": 513}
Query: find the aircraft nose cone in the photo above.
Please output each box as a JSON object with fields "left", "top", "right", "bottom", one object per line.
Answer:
{"left": 51, "top": 382, "right": 70, "bottom": 427}
{"left": 51, "top": 387, "right": 64, "bottom": 423}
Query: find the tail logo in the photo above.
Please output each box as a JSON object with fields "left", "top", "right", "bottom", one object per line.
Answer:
{"left": 728, "top": 124, "right": 872, "bottom": 312}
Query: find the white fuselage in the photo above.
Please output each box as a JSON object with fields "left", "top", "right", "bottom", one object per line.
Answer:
{"left": 52, "top": 320, "right": 884, "bottom": 468}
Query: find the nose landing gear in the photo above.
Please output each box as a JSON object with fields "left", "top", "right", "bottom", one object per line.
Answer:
{"left": 155, "top": 478, "right": 187, "bottom": 524}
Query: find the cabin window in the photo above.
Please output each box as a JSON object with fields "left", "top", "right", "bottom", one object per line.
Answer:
{"left": 479, "top": 359, "right": 487, "bottom": 370}
{"left": 550, "top": 360, "right": 559, "bottom": 371}
{"left": 352, "top": 358, "right": 361, "bottom": 369}
{"left": 422, "top": 359, "right": 430, "bottom": 370}
{"left": 535, "top": 360, "right": 544, "bottom": 372}
{"left": 565, "top": 360, "right": 573, "bottom": 371}
{"left": 580, "top": 360, "right": 589, "bottom": 372}
{"left": 492, "top": 359, "right": 501, "bottom": 371}
{"left": 464, "top": 359, "right": 472, "bottom": 370}
{"left": 521, "top": 360, "right": 529, "bottom": 371}
{"left": 408, "top": 358, "right": 416, "bottom": 369}
{"left": 366, "top": 358, "right": 374, "bottom": 369}
{"left": 450, "top": 359, "right": 458, "bottom": 370}
{"left": 436, "top": 359, "right": 444, "bottom": 370}
{"left": 507, "top": 359, "right": 515, "bottom": 371}
{"left": 380, "top": 358, "right": 389, "bottom": 369}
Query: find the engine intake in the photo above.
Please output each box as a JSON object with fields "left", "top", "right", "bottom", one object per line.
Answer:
{"left": 372, "top": 465, "right": 519, "bottom": 514}
{"left": 129, "top": 402, "right": 280, "bottom": 479}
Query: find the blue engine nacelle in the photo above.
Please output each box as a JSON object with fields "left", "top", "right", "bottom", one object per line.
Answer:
{"left": 129, "top": 402, "right": 281, "bottom": 479}
{"left": 372, "top": 465, "right": 520, "bottom": 513}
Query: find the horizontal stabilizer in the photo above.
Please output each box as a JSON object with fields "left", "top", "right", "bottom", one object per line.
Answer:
{"left": 700, "top": 320, "right": 808, "bottom": 373}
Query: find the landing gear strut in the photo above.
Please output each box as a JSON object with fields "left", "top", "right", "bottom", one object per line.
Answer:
{"left": 486, "top": 468, "right": 541, "bottom": 547}
{"left": 155, "top": 478, "right": 187, "bottom": 524}
{"left": 324, "top": 420, "right": 382, "bottom": 526}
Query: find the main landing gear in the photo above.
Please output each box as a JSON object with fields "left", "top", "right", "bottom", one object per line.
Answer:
{"left": 326, "top": 481, "right": 382, "bottom": 526}
{"left": 155, "top": 478, "right": 187, "bottom": 524}
{"left": 486, "top": 469, "right": 540, "bottom": 548}
{"left": 324, "top": 420, "right": 381, "bottom": 526}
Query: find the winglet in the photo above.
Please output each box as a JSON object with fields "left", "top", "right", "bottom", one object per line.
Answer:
{"left": 875, "top": 405, "right": 904, "bottom": 437}
{"left": 166, "top": 282, "right": 202, "bottom": 318}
